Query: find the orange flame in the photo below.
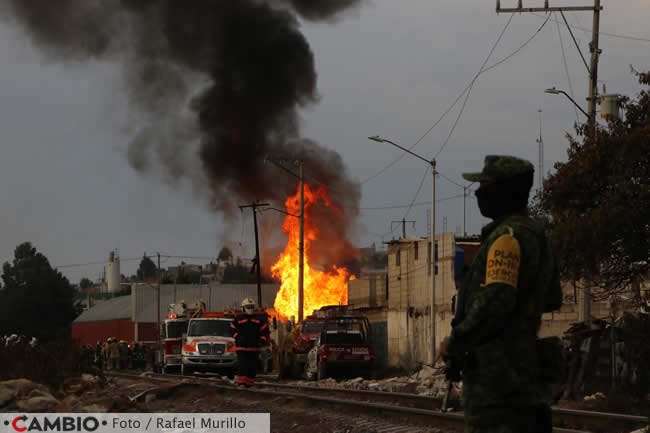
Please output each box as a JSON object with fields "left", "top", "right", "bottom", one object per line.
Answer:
{"left": 272, "top": 183, "right": 353, "bottom": 320}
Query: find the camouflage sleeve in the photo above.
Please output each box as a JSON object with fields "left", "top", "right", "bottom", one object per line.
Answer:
{"left": 446, "top": 228, "right": 521, "bottom": 357}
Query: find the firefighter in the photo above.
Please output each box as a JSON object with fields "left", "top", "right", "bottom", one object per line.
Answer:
{"left": 107, "top": 338, "right": 121, "bottom": 370}
{"left": 101, "top": 338, "right": 111, "bottom": 369}
{"left": 94, "top": 341, "right": 103, "bottom": 369}
{"left": 118, "top": 340, "right": 129, "bottom": 370}
{"left": 231, "top": 298, "right": 270, "bottom": 387}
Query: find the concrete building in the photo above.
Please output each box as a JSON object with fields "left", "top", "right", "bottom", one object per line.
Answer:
{"left": 348, "top": 233, "right": 462, "bottom": 370}
{"left": 385, "top": 233, "right": 460, "bottom": 369}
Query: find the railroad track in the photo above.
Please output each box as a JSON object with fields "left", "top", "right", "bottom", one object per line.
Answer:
{"left": 108, "top": 371, "right": 647, "bottom": 433}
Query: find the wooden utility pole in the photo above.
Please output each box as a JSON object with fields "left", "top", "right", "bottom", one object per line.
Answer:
{"left": 298, "top": 162, "right": 305, "bottom": 323}
{"left": 391, "top": 218, "right": 415, "bottom": 239}
{"left": 156, "top": 252, "right": 161, "bottom": 368}
{"left": 264, "top": 157, "right": 305, "bottom": 322}
{"left": 239, "top": 202, "right": 270, "bottom": 307}
{"left": 497, "top": 0, "right": 602, "bottom": 327}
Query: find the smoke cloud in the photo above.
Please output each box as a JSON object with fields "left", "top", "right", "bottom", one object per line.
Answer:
{"left": 3, "top": 0, "right": 362, "bottom": 272}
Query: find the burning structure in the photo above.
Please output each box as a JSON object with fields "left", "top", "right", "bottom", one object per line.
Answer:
{"left": 3, "top": 0, "right": 363, "bottom": 316}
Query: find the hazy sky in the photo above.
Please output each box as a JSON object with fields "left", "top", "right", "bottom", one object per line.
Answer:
{"left": 1, "top": 0, "right": 648, "bottom": 283}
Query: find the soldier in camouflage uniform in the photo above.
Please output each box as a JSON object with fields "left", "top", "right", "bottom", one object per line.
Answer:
{"left": 440, "top": 155, "right": 563, "bottom": 433}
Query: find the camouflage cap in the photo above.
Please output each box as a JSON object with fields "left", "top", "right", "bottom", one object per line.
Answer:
{"left": 462, "top": 155, "right": 534, "bottom": 183}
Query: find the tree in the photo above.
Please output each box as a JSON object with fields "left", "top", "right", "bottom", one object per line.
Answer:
{"left": 536, "top": 69, "right": 650, "bottom": 299}
{"left": 136, "top": 254, "right": 157, "bottom": 281}
{"left": 218, "top": 246, "right": 233, "bottom": 263}
{"left": 0, "top": 242, "right": 79, "bottom": 340}
{"left": 79, "top": 278, "right": 94, "bottom": 291}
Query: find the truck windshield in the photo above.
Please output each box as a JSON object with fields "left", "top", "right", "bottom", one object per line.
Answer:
{"left": 301, "top": 321, "right": 324, "bottom": 333}
{"left": 187, "top": 320, "right": 233, "bottom": 337}
{"left": 166, "top": 320, "right": 188, "bottom": 338}
{"left": 323, "top": 332, "right": 365, "bottom": 345}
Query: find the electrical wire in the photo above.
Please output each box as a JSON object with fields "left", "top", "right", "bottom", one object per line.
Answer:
{"left": 555, "top": 12, "right": 580, "bottom": 122}
{"left": 402, "top": 166, "right": 431, "bottom": 219}
{"left": 438, "top": 172, "right": 465, "bottom": 189}
{"left": 559, "top": 10, "right": 590, "bottom": 74}
{"left": 398, "top": 14, "right": 517, "bottom": 219}
{"left": 363, "top": 12, "right": 550, "bottom": 186}
{"left": 531, "top": 12, "right": 650, "bottom": 43}
{"left": 359, "top": 193, "right": 464, "bottom": 211}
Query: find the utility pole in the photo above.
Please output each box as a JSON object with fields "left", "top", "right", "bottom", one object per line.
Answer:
{"left": 497, "top": 0, "right": 602, "bottom": 327}
{"left": 298, "top": 161, "right": 305, "bottom": 323}
{"left": 156, "top": 252, "right": 161, "bottom": 368}
{"left": 368, "top": 135, "right": 437, "bottom": 365}
{"left": 265, "top": 157, "right": 305, "bottom": 322}
{"left": 391, "top": 218, "right": 415, "bottom": 239}
{"left": 462, "top": 186, "right": 467, "bottom": 237}
{"left": 239, "top": 201, "right": 271, "bottom": 307}
{"left": 431, "top": 159, "right": 436, "bottom": 365}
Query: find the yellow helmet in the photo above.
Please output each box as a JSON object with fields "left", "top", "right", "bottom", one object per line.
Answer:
{"left": 241, "top": 298, "right": 256, "bottom": 308}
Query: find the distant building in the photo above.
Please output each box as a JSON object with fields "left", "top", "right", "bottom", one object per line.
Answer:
{"left": 72, "top": 283, "right": 280, "bottom": 345}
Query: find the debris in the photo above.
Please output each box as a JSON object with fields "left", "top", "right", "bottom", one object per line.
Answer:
{"left": 80, "top": 404, "right": 108, "bottom": 413}
{"left": 416, "top": 365, "right": 437, "bottom": 379}
{"left": 16, "top": 395, "right": 59, "bottom": 412}
{"left": 0, "top": 378, "right": 47, "bottom": 398}
{"left": 584, "top": 392, "right": 606, "bottom": 401}
{"left": 0, "top": 386, "right": 15, "bottom": 407}
{"left": 55, "top": 395, "right": 82, "bottom": 412}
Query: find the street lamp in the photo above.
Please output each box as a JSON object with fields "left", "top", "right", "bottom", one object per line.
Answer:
{"left": 368, "top": 135, "right": 437, "bottom": 364}
{"left": 544, "top": 87, "right": 590, "bottom": 118}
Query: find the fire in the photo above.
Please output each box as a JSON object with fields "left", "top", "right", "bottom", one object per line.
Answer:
{"left": 272, "top": 183, "right": 354, "bottom": 320}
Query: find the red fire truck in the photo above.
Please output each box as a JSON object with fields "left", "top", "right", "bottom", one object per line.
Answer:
{"left": 155, "top": 301, "right": 202, "bottom": 374}
{"left": 181, "top": 309, "right": 272, "bottom": 377}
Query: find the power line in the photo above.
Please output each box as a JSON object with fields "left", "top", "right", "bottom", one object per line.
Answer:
{"left": 55, "top": 257, "right": 142, "bottom": 268}
{"left": 559, "top": 10, "right": 590, "bottom": 74}
{"left": 398, "top": 14, "right": 516, "bottom": 223}
{"left": 555, "top": 11, "right": 580, "bottom": 122}
{"left": 56, "top": 253, "right": 219, "bottom": 269}
{"left": 434, "top": 13, "right": 515, "bottom": 159}
{"left": 438, "top": 171, "right": 465, "bottom": 188}
{"left": 362, "top": 12, "right": 549, "bottom": 186}
{"left": 359, "top": 193, "right": 465, "bottom": 211}
{"left": 403, "top": 166, "right": 431, "bottom": 219}
{"left": 532, "top": 12, "right": 650, "bottom": 43}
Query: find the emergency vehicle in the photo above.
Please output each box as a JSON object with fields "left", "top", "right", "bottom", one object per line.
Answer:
{"left": 279, "top": 315, "right": 325, "bottom": 378}
{"left": 304, "top": 314, "right": 375, "bottom": 380}
{"left": 181, "top": 310, "right": 237, "bottom": 377}
{"left": 156, "top": 301, "right": 200, "bottom": 373}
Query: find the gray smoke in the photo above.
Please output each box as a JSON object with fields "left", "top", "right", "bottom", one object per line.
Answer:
{"left": 3, "top": 0, "right": 363, "bottom": 270}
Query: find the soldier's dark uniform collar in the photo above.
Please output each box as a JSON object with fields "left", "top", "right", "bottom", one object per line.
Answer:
{"left": 480, "top": 209, "right": 528, "bottom": 240}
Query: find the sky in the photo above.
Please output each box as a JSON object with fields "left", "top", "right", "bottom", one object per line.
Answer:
{"left": 0, "top": 0, "right": 648, "bottom": 284}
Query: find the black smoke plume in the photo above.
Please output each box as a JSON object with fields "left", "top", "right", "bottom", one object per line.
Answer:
{"left": 3, "top": 0, "right": 362, "bottom": 272}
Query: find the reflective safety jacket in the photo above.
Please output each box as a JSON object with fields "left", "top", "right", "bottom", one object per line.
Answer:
{"left": 230, "top": 312, "right": 270, "bottom": 351}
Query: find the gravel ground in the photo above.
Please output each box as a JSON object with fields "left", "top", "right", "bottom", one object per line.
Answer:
{"left": 52, "top": 375, "right": 449, "bottom": 433}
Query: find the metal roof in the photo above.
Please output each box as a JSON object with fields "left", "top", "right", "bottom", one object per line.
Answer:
{"left": 74, "top": 295, "right": 132, "bottom": 323}
{"left": 74, "top": 283, "right": 280, "bottom": 324}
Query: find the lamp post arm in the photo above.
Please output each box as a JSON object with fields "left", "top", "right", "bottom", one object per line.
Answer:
{"left": 558, "top": 90, "right": 590, "bottom": 118}
{"left": 369, "top": 136, "right": 432, "bottom": 165}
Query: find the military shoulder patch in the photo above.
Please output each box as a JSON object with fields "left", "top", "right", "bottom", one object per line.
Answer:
{"left": 485, "top": 234, "right": 520, "bottom": 287}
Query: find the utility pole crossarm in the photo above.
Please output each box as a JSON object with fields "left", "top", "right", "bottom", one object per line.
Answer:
{"left": 496, "top": 6, "right": 599, "bottom": 12}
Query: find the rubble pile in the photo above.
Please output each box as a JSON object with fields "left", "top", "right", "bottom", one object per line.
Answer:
{"left": 288, "top": 365, "right": 463, "bottom": 400}
{"left": 0, "top": 374, "right": 134, "bottom": 413}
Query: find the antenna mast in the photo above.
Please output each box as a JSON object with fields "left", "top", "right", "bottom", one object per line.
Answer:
{"left": 536, "top": 108, "right": 544, "bottom": 191}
